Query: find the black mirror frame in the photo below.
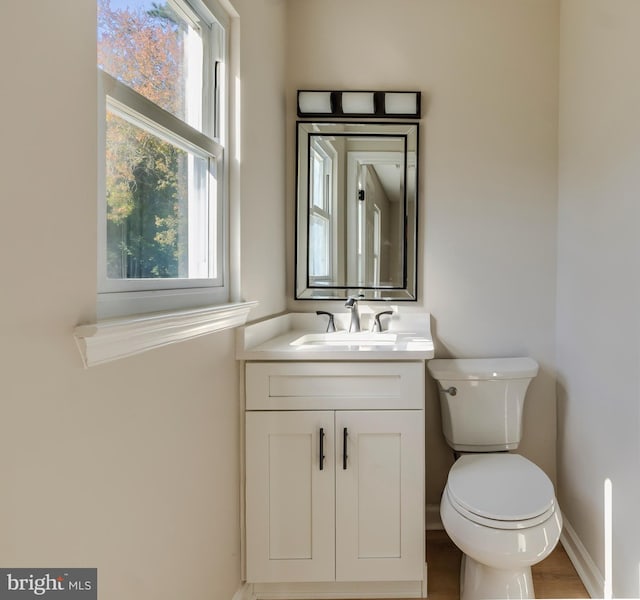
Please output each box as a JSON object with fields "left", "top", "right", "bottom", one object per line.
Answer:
{"left": 295, "top": 121, "right": 419, "bottom": 301}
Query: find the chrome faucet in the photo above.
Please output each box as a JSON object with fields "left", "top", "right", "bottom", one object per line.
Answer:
{"left": 344, "top": 294, "right": 364, "bottom": 332}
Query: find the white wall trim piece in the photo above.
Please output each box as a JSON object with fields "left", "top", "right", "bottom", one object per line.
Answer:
{"left": 250, "top": 580, "right": 424, "bottom": 599}
{"left": 231, "top": 583, "right": 254, "bottom": 600}
{"left": 74, "top": 301, "right": 258, "bottom": 368}
{"left": 560, "top": 517, "right": 603, "bottom": 599}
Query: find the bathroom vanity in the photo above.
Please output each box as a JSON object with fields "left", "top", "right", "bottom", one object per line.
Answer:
{"left": 236, "top": 312, "right": 434, "bottom": 599}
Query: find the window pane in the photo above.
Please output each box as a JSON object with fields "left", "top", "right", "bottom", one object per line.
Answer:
{"left": 98, "top": 0, "right": 203, "bottom": 130}
{"left": 311, "top": 149, "right": 325, "bottom": 209}
{"left": 309, "top": 214, "right": 330, "bottom": 279}
{"left": 105, "top": 110, "right": 211, "bottom": 280}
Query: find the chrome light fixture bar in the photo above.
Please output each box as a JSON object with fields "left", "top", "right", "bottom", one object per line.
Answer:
{"left": 297, "top": 90, "right": 421, "bottom": 119}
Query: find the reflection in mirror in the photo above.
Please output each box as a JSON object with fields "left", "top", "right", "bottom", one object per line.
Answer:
{"left": 296, "top": 122, "right": 418, "bottom": 300}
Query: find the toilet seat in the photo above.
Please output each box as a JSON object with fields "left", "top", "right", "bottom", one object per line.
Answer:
{"left": 446, "top": 454, "right": 556, "bottom": 530}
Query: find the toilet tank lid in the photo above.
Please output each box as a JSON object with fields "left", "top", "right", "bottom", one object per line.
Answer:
{"left": 427, "top": 357, "right": 539, "bottom": 380}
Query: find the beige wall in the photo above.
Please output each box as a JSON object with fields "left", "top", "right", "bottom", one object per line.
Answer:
{"left": 8, "top": 1, "right": 639, "bottom": 596}
{"left": 557, "top": 1, "right": 640, "bottom": 596}
{"left": 0, "top": 1, "right": 286, "bottom": 599}
{"left": 237, "top": 0, "right": 287, "bottom": 316}
{"left": 286, "top": 0, "right": 560, "bottom": 505}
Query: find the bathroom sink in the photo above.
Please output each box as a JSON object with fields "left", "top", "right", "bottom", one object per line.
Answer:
{"left": 290, "top": 331, "right": 397, "bottom": 347}
{"left": 235, "top": 312, "right": 434, "bottom": 360}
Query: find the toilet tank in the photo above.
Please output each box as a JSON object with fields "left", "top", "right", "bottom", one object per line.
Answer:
{"left": 427, "top": 358, "right": 539, "bottom": 452}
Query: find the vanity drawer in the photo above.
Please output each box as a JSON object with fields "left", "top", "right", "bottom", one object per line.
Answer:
{"left": 245, "top": 361, "right": 424, "bottom": 410}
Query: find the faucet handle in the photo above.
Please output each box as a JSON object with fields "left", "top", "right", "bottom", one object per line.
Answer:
{"left": 344, "top": 293, "right": 365, "bottom": 308}
{"left": 371, "top": 310, "right": 394, "bottom": 332}
{"left": 316, "top": 310, "right": 336, "bottom": 333}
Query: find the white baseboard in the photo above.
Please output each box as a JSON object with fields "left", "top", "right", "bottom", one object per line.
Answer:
{"left": 232, "top": 582, "right": 254, "bottom": 600}
{"left": 250, "top": 580, "right": 424, "bottom": 599}
{"left": 426, "top": 503, "right": 443, "bottom": 530}
{"left": 560, "top": 517, "right": 604, "bottom": 599}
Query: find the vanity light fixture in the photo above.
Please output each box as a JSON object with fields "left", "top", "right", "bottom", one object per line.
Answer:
{"left": 341, "top": 91, "right": 375, "bottom": 114}
{"left": 384, "top": 92, "right": 420, "bottom": 115}
{"left": 297, "top": 90, "right": 333, "bottom": 114}
{"left": 297, "top": 90, "right": 421, "bottom": 119}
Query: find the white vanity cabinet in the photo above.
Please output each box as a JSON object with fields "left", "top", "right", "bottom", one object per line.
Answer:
{"left": 244, "top": 361, "right": 426, "bottom": 596}
{"left": 246, "top": 409, "right": 335, "bottom": 583}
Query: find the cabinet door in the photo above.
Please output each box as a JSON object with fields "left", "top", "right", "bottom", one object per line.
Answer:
{"left": 335, "top": 410, "right": 424, "bottom": 581}
{"left": 245, "top": 411, "right": 335, "bottom": 582}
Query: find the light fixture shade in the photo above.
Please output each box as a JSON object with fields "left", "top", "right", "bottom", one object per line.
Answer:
{"left": 298, "top": 91, "right": 332, "bottom": 114}
{"left": 384, "top": 92, "right": 419, "bottom": 115}
{"left": 341, "top": 91, "right": 375, "bottom": 114}
{"left": 297, "top": 90, "right": 421, "bottom": 118}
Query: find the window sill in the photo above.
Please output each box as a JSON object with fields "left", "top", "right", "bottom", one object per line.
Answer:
{"left": 74, "top": 301, "right": 258, "bottom": 368}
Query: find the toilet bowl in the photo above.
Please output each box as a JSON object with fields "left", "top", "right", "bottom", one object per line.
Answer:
{"left": 427, "top": 358, "right": 562, "bottom": 600}
{"left": 441, "top": 454, "right": 562, "bottom": 600}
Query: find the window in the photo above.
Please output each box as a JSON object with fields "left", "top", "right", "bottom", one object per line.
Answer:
{"left": 97, "top": 0, "right": 229, "bottom": 317}
{"left": 308, "top": 140, "right": 336, "bottom": 284}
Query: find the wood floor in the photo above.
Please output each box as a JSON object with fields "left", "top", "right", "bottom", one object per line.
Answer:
{"left": 426, "top": 529, "right": 590, "bottom": 599}
{"left": 287, "top": 529, "right": 589, "bottom": 600}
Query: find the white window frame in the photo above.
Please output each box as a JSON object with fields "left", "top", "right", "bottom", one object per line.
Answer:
{"left": 308, "top": 138, "right": 337, "bottom": 285}
{"left": 75, "top": 0, "right": 258, "bottom": 367}
{"left": 97, "top": 0, "right": 231, "bottom": 319}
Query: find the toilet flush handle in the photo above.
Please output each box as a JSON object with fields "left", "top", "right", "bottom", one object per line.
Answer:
{"left": 441, "top": 386, "right": 457, "bottom": 396}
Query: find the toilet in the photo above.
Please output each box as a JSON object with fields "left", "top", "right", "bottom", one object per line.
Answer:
{"left": 427, "top": 357, "right": 562, "bottom": 600}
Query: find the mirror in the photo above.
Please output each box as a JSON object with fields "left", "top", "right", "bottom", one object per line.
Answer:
{"left": 296, "top": 122, "right": 418, "bottom": 300}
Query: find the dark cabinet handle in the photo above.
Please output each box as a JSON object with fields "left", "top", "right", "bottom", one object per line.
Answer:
{"left": 343, "top": 427, "right": 348, "bottom": 470}
{"left": 319, "top": 427, "right": 325, "bottom": 471}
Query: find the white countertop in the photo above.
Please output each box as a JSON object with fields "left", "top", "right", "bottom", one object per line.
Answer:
{"left": 236, "top": 312, "right": 434, "bottom": 361}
